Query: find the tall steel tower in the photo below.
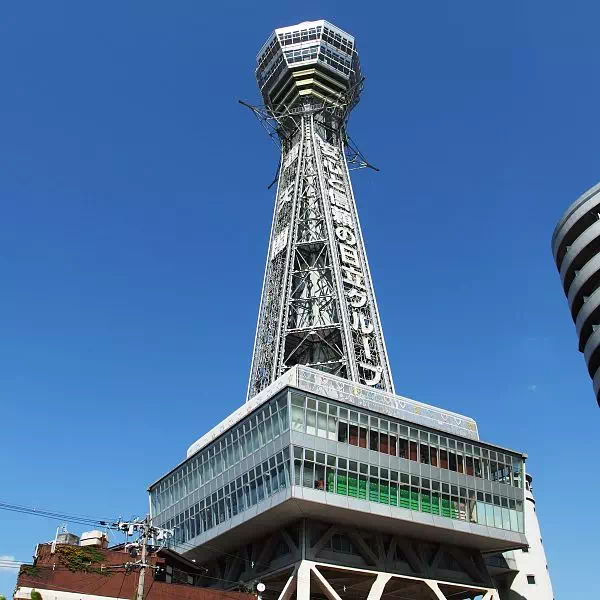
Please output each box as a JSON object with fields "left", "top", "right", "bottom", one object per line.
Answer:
{"left": 149, "top": 21, "right": 549, "bottom": 600}
{"left": 247, "top": 20, "right": 394, "bottom": 400}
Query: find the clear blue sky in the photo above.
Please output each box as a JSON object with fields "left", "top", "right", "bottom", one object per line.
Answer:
{"left": 1, "top": 1, "right": 598, "bottom": 597}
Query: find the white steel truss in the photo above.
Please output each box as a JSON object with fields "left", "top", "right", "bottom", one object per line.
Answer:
{"left": 247, "top": 109, "right": 394, "bottom": 400}
{"left": 279, "top": 561, "right": 500, "bottom": 600}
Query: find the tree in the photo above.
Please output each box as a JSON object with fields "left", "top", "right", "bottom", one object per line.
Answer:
{"left": 31, "top": 589, "right": 42, "bottom": 600}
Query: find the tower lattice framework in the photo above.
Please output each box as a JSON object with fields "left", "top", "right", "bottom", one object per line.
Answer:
{"left": 247, "top": 21, "right": 394, "bottom": 400}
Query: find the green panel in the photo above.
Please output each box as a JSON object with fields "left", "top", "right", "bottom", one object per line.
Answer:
{"left": 369, "top": 481, "right": 379, "bottom": 502}
{"left": 348, "top": 475, "right": 358, "bottom": 498}
{"left": 327, "top": 472, "right": 335, "bottom": 493}
{"left": 400, "top": 487, "right": 410, "bottom": 509}
{"left": 421, "top": 493, "right": 431, "bottom": 514}
{"left": 336, "top": 474, "right": 347, "bottom": 496}
{"left": 409, "top": 489, "right": 419, "bottom": 511}
{"left": 358, "top": 478, "right": 367, "bottom": 500}
{"left": 441, "top": 497, "right": 452, "bottom": 518}
{"left": 431, "top": 494, "right": 440, "bottom": 515}
{"left": 389, "top": 484, "right": 398, "bottom": 507}
{"left": 380, "top": 483, "right": 390, "bottom": 505}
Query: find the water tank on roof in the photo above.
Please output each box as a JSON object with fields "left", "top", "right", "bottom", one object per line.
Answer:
{"left": 79, "top": 530, "right": 108, "bottom": 548}
{"left": 56, "top": 532, "right": 80, "bottom": 546}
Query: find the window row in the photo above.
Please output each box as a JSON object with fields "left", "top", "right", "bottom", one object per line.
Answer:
{"left": 290, "top": 394, "right": 522, "bottom": 487}
{"left": 292, "top": 447, "right": 524, "bottom": 533}
{"left": 278, "top": 27, "right": 322, "bottom": 47}
{"left": 257, "top": 37, "right": 279, "bottom": 71}
{"left": 163, "top": 449, "right": 290, "bottom": 547}
{"left": 320, "top": 45, "right": 353, "bottom": 76}
{"left": 257, "top": 53, "right": 285, "bottom": 87}
{"left": 285, "top": 45, "right": 319, "bottom": 65}
{"left": 322, "top": 28, "right": 354, "bottom": 53}
{"left": 321, "top": 43, "right": 353, "bottom": 66}
{"left": 151, "top": 395, "right": 289, "bottom": 514}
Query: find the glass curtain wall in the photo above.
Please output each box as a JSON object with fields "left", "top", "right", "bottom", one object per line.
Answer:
{"left": 151, "top": 394, "right": 288, "bottom": 518}
{"left": 290, "top": 393, "right": 522, "bottom": 488}
{"left": 150, "top": 387, "right": 525, "bottom": 548}
{"left": 292, "top": 446, "right": 524, "bottom": 533}
{"left": 165, "top": 448, "right": 290, "bottom": 547}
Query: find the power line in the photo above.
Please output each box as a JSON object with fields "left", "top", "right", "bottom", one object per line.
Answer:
{"left": 0, "top": 500, "right": 270, "bottom": 597}
{"left": 0, "top": 501, "right": 117, "bottom": 528}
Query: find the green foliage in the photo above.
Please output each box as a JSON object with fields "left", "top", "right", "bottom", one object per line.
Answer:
{"left": 31, "top": 589, "right": 42, "bottom": 600}
{"left": 1, "top": 593, "right": 7, "bottom": 600}
{"left": 20, "top": 565, "right": 41, "bottom": 578}
{"left": 55, "top": 545, "right": 109, "bottom": 575}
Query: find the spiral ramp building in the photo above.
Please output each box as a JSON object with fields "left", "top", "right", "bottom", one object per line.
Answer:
{"left": 552, "top": 181, "right": 600, "bottom": 407}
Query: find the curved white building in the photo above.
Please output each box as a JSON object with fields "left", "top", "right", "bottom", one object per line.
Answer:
{"left": 494, "top": 474, "right": 554, "bottom": 599}
{"left": 552, "top": 182, "right": 600, "bottom": 406}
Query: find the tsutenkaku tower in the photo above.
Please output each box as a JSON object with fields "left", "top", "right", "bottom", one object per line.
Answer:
{"left": 247, "top": 20, "right": 394, "bottom": 400}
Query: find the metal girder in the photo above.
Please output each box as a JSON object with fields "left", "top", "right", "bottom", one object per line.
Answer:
{"left": 247, "top": 108, "right": 394, "bottom": 400}
{"left": 272, "top": 560, "right": 499, "bottom": 600}
{"left": 195, "top": 520, "right": 496, "bottom": 593}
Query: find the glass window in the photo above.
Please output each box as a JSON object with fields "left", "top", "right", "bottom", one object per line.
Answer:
{"left": 380, "top": 433, "right": 390, "bottom": 455}
{"left": 349, "top": 424, "right": 359, "bottom": 446}
{"left": 338, "top": 421, "right": 348, "bottom": 443}
{"left": 398, "top": 438, "right": 408, "bottom": 459}
{"left": 409, "top": 441, "right": 418, "bottom": 462}
{"left": 306, "top": 409, "right": 317, "bottom": 435}
{"left": 465, "top": 456, "right": 474, "bottom": 476}
{"left": 327, "top": 415, "right": 337, "bottom": 440}
{"left": 448, "top": 452, "right": 457, "bottom": 472}
{"left": 420, "top": 444, "right": 429, "bottom": 464}
{"left": 440, "top": 450, "right": 448, "bottom": 469}
{"left": 369, "top": 429, "right": 379, "bottom": 451}
{"left": 429, "top": 446, "right": 438, "bottom": 467}
{"left": 317, "top": 412, "right": 328, "bottom": 438}
{"left": 388, "top": 434, "right": 397, "bottom": 456}
{"left": 315, "top": 464, "right": 325, "bottom": 490}
{"left": 359, "top": 426, "right": 367, "bottom": 448}
{"left": 272, "top": 413, "right": 281, "bottom": 438}
{"left": 264, "top": 415, "right": 273, "bottom": 442}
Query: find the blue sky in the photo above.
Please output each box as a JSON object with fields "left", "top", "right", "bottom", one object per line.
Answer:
{"left": 0, "top": 1, "right": 598, "bottom": 597}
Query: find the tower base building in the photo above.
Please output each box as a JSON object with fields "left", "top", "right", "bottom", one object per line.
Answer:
{"left": 149, "top": 367, "right": 535, "bottom": 600}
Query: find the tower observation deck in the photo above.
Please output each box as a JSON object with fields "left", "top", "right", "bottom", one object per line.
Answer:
{"left": 248, "top": 20, "right": 394, "bottom": 399}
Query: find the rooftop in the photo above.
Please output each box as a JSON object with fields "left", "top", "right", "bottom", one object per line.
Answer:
{"left": 185, "top": 366, "right": 480, "bottom": 461}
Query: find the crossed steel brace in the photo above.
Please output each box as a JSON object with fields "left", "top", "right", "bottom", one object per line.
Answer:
{"left": 277, "top": 561, "right": 499, "bottom": 600}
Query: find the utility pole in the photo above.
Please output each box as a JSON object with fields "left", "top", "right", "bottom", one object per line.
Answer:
{"left": 113, "top": 517, "right": 171, "bottom": 600}
{"left": 135, "top": 521, "right": 148, "bottom": 600}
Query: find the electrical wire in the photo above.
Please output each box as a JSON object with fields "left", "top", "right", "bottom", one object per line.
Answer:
{"left": 115, "top": 572, "right": 128, "bottom": 600}
{"left": 0, "top": 501, "right": 117, "bottom": 529}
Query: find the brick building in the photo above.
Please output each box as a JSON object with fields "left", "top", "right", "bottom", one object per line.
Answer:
{"left": 14, "top": 542, "right": 254, "bottom": 600}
